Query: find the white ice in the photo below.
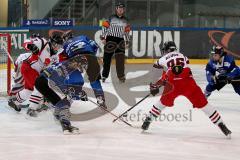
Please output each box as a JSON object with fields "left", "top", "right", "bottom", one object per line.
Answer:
{"left": 0, "top": 65, "right": 239, "bottom": 160}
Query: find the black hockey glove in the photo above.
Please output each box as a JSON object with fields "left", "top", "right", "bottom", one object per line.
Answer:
{"left": 70, "top": 90, "right": 88, "bottom": 101}
{"left": 216, "top": 74, "right": 231, "bottom": 84}
{"left": 79, "top": 90, "right": 88, "bottom": 101}
{"left": 150, "top": 83, "right": 159, "bottom": 96}
{"left": 225, "top": 76, "right": 233, "bottom": 84}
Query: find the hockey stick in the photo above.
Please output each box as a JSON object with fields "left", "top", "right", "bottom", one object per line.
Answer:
{"left": 231, "top": 79, "right": 240, "bottom": 82}
{"left": 88, "top": 99, "right": 134, "bottom": 127}
{"left": 112, "top": 93, "right": 151, "bottom": 123}
{"left": 112, "top": 80, "right": 167, "bottom": 123}
{"left": 218, "top": 79, "right": 240, "bottom": 84}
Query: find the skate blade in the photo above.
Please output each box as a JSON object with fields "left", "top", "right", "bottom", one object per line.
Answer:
{"left": 26, "top": 112, "right": 38, "bottom": 118}
{"left": 9, "top": 106, "right": 21, "bottom": 112}
{"left": 141, "top": 128, "right": 149, "bottom": 134}
{"left": 141, "top": 130, "right": 146, "bottom": 134}
{"left": 63, "top": 130, "right": 72, "bottom": 135}
{"left": 71, "top": 130, "right": 80, "bottom": 135}
{"left": 226, "top": 134, "right": 231, "bottom": 139}
{"left": 63, "top": 130, "right": 80, "bottom": 135}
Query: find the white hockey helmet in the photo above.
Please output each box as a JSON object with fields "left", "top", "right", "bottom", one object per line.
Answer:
{"left": 30, "top": 37, "right": 47, "bottom": 54}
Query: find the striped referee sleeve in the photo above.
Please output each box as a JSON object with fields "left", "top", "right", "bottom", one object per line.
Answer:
{"left": 101, "top": 27, "right": 108, "bottom": 39}
{"left": 124, "top": 31, "right": 130, "bottom": 42}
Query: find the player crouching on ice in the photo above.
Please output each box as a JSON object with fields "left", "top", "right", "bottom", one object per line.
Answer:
{"left": 141, "top": 41, "right": 232, "bottom": 138}
{"left": 204, "top": 46, "right": 240, "bottom": 98}
{"left": 35, "top": 33, "right": 106, "bottom": 134}
{"left": 8, "top": 34, "right": 59, "bottom": 115}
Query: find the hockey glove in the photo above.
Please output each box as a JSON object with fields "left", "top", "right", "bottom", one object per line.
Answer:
{"left": 79, "top": 90, "right": 88, "bottom": 101}
{"left": 150, "top": 83, "right": 159, "bottom": 96}
{"left": 71, "top": 90, "right": 88, "bottom": 101}
{"left": 216, "top": 74, "right": 230, "bottom": 84}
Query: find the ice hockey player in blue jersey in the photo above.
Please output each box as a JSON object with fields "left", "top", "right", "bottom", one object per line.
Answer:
{"left": 205, "top": 45, "right": 240, "bottom": 98}
{"left": 35, "top": 32, "right": 106, "bottom": 134}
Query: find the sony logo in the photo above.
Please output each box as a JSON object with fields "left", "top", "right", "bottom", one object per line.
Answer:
{"left": 54, "top": 21, "right": 71, "bottom": 26}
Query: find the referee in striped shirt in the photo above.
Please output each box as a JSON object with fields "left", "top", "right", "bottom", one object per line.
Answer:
{"left": 100, "top": 2, "right": 131, "bottom": 83}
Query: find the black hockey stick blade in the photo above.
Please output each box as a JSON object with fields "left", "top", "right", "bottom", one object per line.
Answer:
{"left": 112, "top": 93, "right": 151, "bottom": 123}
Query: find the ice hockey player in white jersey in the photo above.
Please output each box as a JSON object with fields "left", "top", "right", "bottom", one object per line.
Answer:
{"left": 141, "top": 41, "right": 231, "bottom": 138}
{"left": 8, "top": 34, "right": 59, "bottom": 115}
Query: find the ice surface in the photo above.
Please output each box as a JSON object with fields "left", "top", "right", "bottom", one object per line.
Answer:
{"left": 0, "top": 64, "right": 239, "bottom": 160}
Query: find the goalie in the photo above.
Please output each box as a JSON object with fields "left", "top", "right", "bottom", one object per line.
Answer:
{"left": 204, "top": 46, "right": 240, "bottom": 98}
{"left": 8, "top": 34, "right": 61, "bottom": 116}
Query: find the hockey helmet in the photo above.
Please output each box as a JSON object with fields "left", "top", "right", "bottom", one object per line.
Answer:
{"left": 22, "top": 38, "right": 40, "bottom": 54}
{"left": 212, "top": 45, "right": 226, "bottom": 57}
{"left": 50, "top": 33, "right": 63, "bottom": 45}
{"left": 161, "top": 41, "right": 177, "bottom": 54}
{"left": 50, "top": 33, "right": 63, "bottom": 53}
{"left": 30, "top": 37, "right": 47, "bottom": 54}
{"left": 62, "top": 31, "right": 73, "bottom": 42}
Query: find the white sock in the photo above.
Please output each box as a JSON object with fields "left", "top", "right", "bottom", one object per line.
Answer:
{"left": 149, "top": 101, "right": 165, "bottom": 119}
{"left": 29, "top": 88, "right": 43, "bottom": 110}
{"left": 16, "top": 89, "right": 32, "bottom": 104}
{"left": 201, "top": 103, "right": 223, "bottom": 125}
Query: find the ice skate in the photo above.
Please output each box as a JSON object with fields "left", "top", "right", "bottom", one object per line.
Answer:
{"left": 119, "top": 76, "right": 126, "bottom": 83}
{"left": 218, "top": 122, "right": 232, "bottom": 138}
{"left": 141, "top": 116, "right": 152, "bottom": 131}
{"left": 26, "top": 108, "right": 38, "bottom": 117}
{"left": 8, "top": 96, "right": 21, "bottom": 112}
{"left": 61, "top": 122, "right": 79, "bottom": 135}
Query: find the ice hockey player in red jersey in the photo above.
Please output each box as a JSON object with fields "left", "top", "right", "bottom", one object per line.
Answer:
{"left": 141, "top": 41, "right": 232, "bottom": 138}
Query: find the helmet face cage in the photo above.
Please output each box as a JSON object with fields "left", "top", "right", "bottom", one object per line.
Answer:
{"left": 62, "top": 31, "right": 73, "bottom": 42}
{"left": 50, "top": 34, "right": 63, "bottom": 45}
{"left": 51, "top": 41, "right": 62, "bottom": 51}
{"left": 209, "top": 50, "right": 215, "bottom": 59}
{"left": 211, "top": 45, "right": 225, "bottom": 57}
{"left": 50, "top": 34, "right": 64, "bottom": 50}
{"left": 28, "top": 43, "right": 39, "bottom": 54}
{"left": 27, "top": 37, "right": 43, "bottom": 54}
